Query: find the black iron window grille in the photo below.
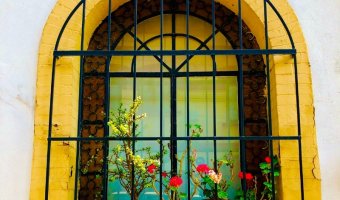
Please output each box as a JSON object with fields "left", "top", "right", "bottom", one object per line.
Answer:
{"left": 45, "top": 0, "right": 304, "bottom": 199}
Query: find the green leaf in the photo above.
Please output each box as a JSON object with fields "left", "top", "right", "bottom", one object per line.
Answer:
{"left": 163, "top": 178, "right": 169, "bottom": 185}
{"left": 274, "top": 171, "right": 280, "bottom": 177}
{"left": 273, "top": 157, "right": 279, "bottom": 165}
{"left": 218, "top": 191, "right": 228, "bottom": 199}
{"left": 194, "top": 124, "right": 201, "bottom": 129}
{"left": 170, "top": 186, "right": 178, "bottom": 191}
{"left": 202, "top": 176, "right": 214, "bottom": 187}
{"left": 95, "top": 174, "right": 101, "bottom": 179}
{"left": 259, "top": 162, "right": 269, "bottom": 170}
{"left": 263, "top": 182, "right": 273, "bottom": 191}
{"left": 202, "top": 176, "right": 210, "bottom": 182}
{"left": 179, "top": 192, "right": 187, "bottom": 199}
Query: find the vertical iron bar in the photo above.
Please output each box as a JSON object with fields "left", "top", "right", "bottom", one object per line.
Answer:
{"left": 133, "top": 0, "right": 137, "bottom": 103}
{"left": 45, "top": 56, "right": 58, "bottom": 200}
{"left": 237, "top": 0, "right": 247, "bottom": 199}
{"left": 264, "top": 1, "right": 276, "bottom": 199}
{"left": 211, "top": 0, "right": 218, "bottom": 198}
{"left": 132, "top": 0, "right": 137, "bottom": 199}
{"left": 131, "top": 0, "right": 138, "bottom": 200}
{"left": 74, "top": 0, "right": 86, "bottom": 199}
{"left": 159, "top": 0, "right": 164, "bottom": 198}
{"left": 170, "top": 76, "right": 177, "bottom": 176}
{"left": 170, "top": 2, "right": 177, "bottom": 177}
{"left": 102, "top": 0, "right": 112, "bottom": 199}
{"left": 294, "top": 53, "right": 304, "bottom": 200}
{"left": 185, "top": 0, "right": 190, "bottom": 198}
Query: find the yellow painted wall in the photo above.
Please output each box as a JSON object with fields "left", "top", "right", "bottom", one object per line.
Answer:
{"left": 31, "top": 0, "right": 320, "bottom": 199}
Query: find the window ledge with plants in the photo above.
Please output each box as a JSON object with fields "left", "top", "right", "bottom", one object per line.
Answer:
{"left": 81, "top": 97, "right": 280, "bottom": 200}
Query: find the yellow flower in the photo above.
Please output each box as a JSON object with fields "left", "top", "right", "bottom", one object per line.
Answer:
{"left": 120, "top": 124, "right": 128, "bottom": 134}
{"left": 112, "top": 126, "right": 119, "bottom": 133}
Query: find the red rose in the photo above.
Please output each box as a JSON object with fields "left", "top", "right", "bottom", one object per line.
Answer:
{"left": 245, "top": 173, "right": 253, "bottom": 180}
{"left": 147, "top": 164, "right": 157, "bottom": 173}
{"left": 169, "top": 176, "right": 183, "bottom": 188}
{"left": 265, "top": 156, "right": 271, "bottom": 163}
{"left": 162, "top": 171, "right": 167, "bottom": 178}
{"left": 196, "top": 164, "right": 210, "bottom": 173}
{"left": 239, "top": 172, "right": 253, "bottom": 180}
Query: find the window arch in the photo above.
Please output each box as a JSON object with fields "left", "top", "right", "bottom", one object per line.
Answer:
{"left": 41, "top": 0, "right": 310, "bottom": 199}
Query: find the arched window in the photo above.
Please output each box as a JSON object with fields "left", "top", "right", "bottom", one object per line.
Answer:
{"left": 45, "top": 0, "right": 304, "bottom": 199}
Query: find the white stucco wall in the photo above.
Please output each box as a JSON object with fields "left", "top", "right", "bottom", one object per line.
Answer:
{"left": 0, "top": 0, "right": 56, "bottom": 199}
{"left": 0, "top": 0, "right": 339, "bottom": 199}
{"left": 288, "top": 0, "right": 340, "bottom": 199}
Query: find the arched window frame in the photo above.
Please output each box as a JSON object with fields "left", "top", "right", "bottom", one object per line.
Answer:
{"left": 45, "top": 0, "right": 305, "bottom": 199}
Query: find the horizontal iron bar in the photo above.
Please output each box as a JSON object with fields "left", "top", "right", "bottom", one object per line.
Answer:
{"left": 82, "top": 71, "right": 265, "bottom": 78}
{"left": 54, "top": 49, "right": 296, "bottom": 57}
{"left": 81, "top": 118, "right": 267, "bottom": 126}
{"left": 48, "top": 135, "right": 300, "bottom": 141}
{"left": 108, "top": 71, "right": 239, "bottom": 77}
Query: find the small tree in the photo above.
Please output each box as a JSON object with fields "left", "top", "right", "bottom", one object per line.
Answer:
{"left": 107, "top": 97, "right": 163, "bottom": 199}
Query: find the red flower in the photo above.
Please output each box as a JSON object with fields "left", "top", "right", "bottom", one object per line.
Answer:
{"left": 162, "top": 171, "right": 167, "bottom": 177}
{"left": 147, "top": 164, "right": 157, "bottom": 173}
{"left": 169, "top": 176, "right": 183, "bottom": 188}
{"left": 238, "top": 172, "right": 254, "bottom": 180}
{"left": 265, "top": 156, "right": 271, "bottom": 163}
{"left": 245, "top": 173, "right": 253, "bottom": 180}
{"left": 238, "top": 171, "right": 245, "bottom": 179}
{"left": 196, "top": 164, "right": 210, "bottom": 173}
